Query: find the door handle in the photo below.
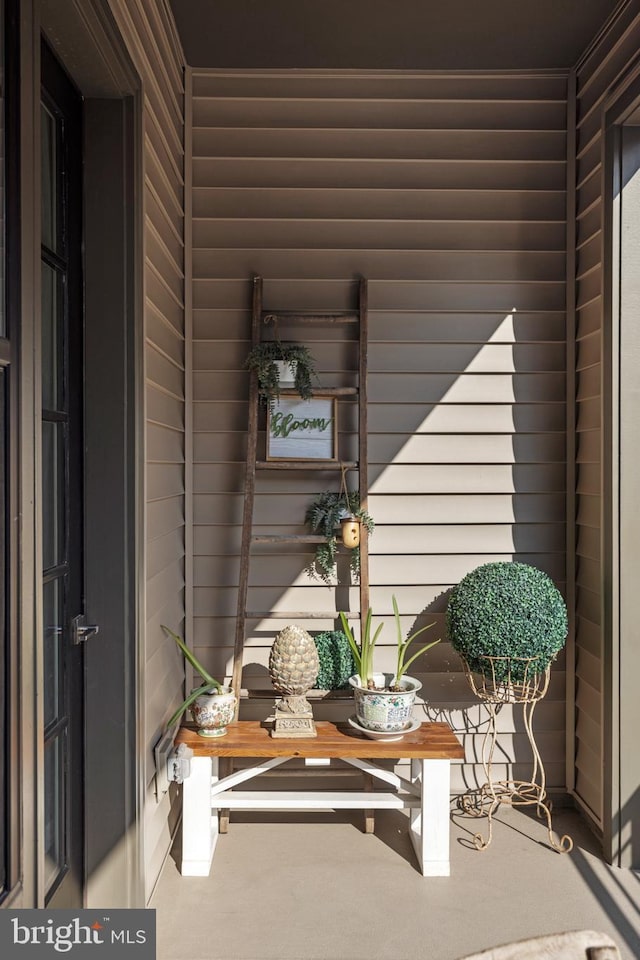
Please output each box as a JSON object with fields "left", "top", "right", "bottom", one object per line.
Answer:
{"left": 71, "top": 615, "right": 100, "bottom": 646}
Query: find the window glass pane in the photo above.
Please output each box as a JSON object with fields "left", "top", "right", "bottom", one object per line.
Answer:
{"left": 42, "top": 420, "right": 65, "bottom": 570}
{"left": 41, "top": 104, "right": 57, "bottom": 253}
{"left": 43, "top": 578, "right": 62, "bottom": 729}
{"left": 41, "top": 262, "right": 63, "bottom": 411}
{"left": 44, "top": 734, "right": 65, "bottom": 893}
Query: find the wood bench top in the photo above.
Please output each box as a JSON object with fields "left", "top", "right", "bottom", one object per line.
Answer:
{"left": 175, "top": 720, "right": 464, "bottom": 760}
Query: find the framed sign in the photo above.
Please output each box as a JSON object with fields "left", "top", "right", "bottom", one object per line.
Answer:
{"left": 267, "top": 396, "right": 337, "bottom": 461}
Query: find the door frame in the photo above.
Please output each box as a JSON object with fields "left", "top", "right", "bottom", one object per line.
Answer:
{"left": 13, "top": 0, "right": 145, "bottom": 907}
{"left": 83, "top": 91, "right": 145, "bottom": 908}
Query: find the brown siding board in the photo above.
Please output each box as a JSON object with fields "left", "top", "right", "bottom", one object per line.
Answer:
{"left": 192, "top": 220, "right": 566, "bottom": 253}
{"left": 146, "top": 384, "right": 184, "bottom": 431}
{"left": 367, "top": 432, "right": 566, "bottom": 463}
{"left": 192, "top": 127, "right": 566, "bottom": 161}
{"left": 192, "top": 73, "right": 568, "bottom": 101}
{"left": 369, "top": 312, "right": 567, "bottom": 342}
{"left": 146, "top": 346, "right": 184, "bottom": 400}
{"left": 193, "top": 157, "right": 568, "bottom": 191}
{"left": 367, "top": 372, "right": 565, "bottom": 403}
{"left": 147, "top": 184, "right": 185, "bottom": 265}
{"left": 147, "top": 527, "right": 186, "bottom": 580}
{"left": 576, "top": 492, "right": 600, "bottom": 529}
{"left": 193, "top": 249, "right": 567, "bottom": 283}
{"left": 147, "top": 305, "right": 185, "bottom": 368}
{"left": 576, "top": 329, "right": 601, "bottom": 370}
{"left": 368, "top": 401, "right": 566, "bottom": 433}
{"left": 147, "top": 422, "right": 185, "bottom": 463}
{"left": 577, "top": 207, "right": 602, "bottom": 249}
{"left": 192, "top": 186, "right": 567, "bottom": 222}
{"left": 368, "top": 463, "right": 565, "bottom": 494}
{"left": 193, "top": 97, "right": 568, "bottom": 131}
{"left": 146, "top": 268, "right": 185, "bottom": 331}
{"left": 368, "top": 342, "right": 566, "bottom": 372}
{"left": 147, "top": 463, "right": 184, "bottom": 501}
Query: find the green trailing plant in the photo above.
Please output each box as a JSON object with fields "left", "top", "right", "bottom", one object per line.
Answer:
{"left": 244, "top": 340, "right": 317, "bottom": 408}
{"left": 163, "top": 625, "right": 224, "bottom": 728}
{"left": 339, "top": 595, "right": 440, "bottom": 690}
{"left": 446, "top": 561, "right": 568, "bottom": 682}
{"left": 304, "top": 490, "right": 374, "bottom": 584}
{"left": 312, "top": 630, "right": 357, "bottom": 689}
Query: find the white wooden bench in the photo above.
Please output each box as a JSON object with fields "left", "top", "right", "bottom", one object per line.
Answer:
{"left": 175, "top": 719, "right": 464, "bottom": 877}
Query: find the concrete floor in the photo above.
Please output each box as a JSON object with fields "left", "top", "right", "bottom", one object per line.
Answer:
{"left": 151, "top": 804, "right": 640, "bottom": 960}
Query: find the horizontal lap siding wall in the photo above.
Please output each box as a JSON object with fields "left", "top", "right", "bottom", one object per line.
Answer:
{"left": 108, "top": 0, "right": 186, "bottom": 899}
{"left": 573, "top": 1, "right": 640, "bottom": 827}
{"left": 191, "top": 69, "right": 568, "bottom": 792}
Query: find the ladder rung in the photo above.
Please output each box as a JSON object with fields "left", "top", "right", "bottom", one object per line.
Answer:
{"left": 262, "top": 312, "right": 358, "bottom": 325}
{"left": 251, "top": 534, "right": 326, "bottom": 543}
{"left": 245, "top": 611, "right": 362, "bottom": 620}
{"left": 278, "top": 386, "right": 358, "bottom": 397}
{"left": 256, "top": 461, "right": 357, "bottom": 471}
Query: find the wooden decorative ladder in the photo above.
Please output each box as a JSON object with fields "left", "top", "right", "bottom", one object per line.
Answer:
{"left": 231, "top": 274, "right": 370, "bottom": 709}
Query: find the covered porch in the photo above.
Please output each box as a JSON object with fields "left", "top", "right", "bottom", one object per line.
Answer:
{"left": 4, "top": 0, "right": 640, "bottom": 932}
{"left": 151, "top": 804, "right": 640, "bottom": 959}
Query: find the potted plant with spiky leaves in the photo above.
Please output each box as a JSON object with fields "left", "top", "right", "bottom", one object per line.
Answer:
{"left": 339, "top": 596, "right": 439, "bottom": 734}
{"left": 164, "top": 625, "right": 236, "bottom": 738}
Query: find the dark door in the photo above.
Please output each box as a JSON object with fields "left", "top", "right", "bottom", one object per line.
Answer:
{"left": 41, "top": 41, "right": 86, "bottom": 908}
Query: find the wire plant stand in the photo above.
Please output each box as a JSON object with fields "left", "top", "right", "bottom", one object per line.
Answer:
{"left": 458, "top": 655, "right": 573, "bottom": 854}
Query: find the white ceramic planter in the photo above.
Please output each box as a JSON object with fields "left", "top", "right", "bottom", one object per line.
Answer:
{"left": 349, "top": 673, "right": 422, "bottom": 732}
{"left": 190, "top": 687, "right": 237, "bottom": 738}
{"left": 274, "top": 359, "right": 297, "bottom": 386}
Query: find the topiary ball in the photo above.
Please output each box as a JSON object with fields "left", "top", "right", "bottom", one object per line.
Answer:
{"left": 446, "top": 561, "right": 567, "bottom": 681}
{"left": 313, "top": 631, "right": 357, "bottom": 690}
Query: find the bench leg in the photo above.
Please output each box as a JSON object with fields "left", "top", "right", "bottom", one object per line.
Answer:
{"left": 363, "top": 772, "right": 375, "bottom": 833}
{"left": 181, "top": 756, "right": 218, "bottom": 876}
{"left": 218, "top": 757, "right": 232, "bottom": 833}
{"left": 409, "top": 758, "right": 451, "bottom": 877}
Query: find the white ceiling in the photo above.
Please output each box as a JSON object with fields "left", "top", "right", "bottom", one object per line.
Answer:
{"left": 170, "top": 0, "right": 621, "bottom": 70}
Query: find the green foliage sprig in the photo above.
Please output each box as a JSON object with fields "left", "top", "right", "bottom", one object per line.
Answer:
{"left": 304, "top": 490, "right": 374, "bottom": 584}
{"left": 313, "top": 630, "right": 357, "bottom": 689}
{"left": 244, "top": 340, "right": 317, "bottom": 408}
{"left": 446, "top": 561, "right": 568, "bottom": 682}
{"left": 392, "top": 595, "right": 439, "bottom": 686}
{"left": 163, "top": 625, "right": 224, "bottom": 728}
{"left": 339, "top": 608, "right": 383, "bottom": 688}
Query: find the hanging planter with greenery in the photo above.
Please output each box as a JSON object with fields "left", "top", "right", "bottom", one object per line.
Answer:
{"left": 244, "top": 340, "right": 317, "bottom": 408}
{"left": 304, "top": 489, "right": 374, "bottom": 584}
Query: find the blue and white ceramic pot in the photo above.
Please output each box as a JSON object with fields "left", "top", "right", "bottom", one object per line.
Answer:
{"left": 349, "top": 673, "right": 421, "bottom": 732}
